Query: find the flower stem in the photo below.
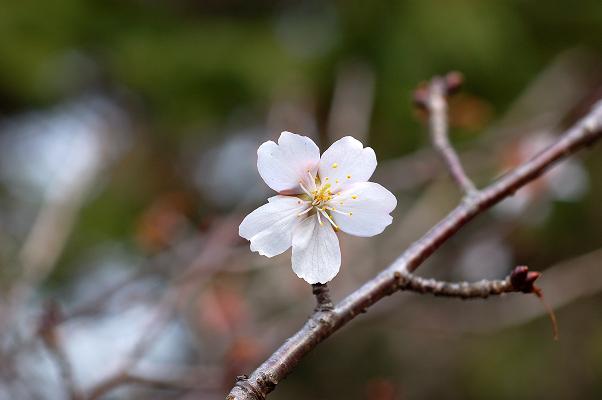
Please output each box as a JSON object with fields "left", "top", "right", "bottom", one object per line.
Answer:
{"left": 311, "top": 283, "right": 333, "bottom": 312}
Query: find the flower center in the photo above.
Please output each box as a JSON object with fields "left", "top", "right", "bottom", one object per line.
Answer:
{"left": 298, "top": 178, "right": 342, "bottom": 229}
{"left": 311, "top": 183, "right": 332, "bottom": 206}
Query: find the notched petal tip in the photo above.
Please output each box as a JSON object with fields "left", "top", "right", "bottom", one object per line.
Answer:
{"left": 249, "top": 241, "right": 277, "bottom": 258}
{"left": 336, "top": 135, "right": 365, "bottom": 148}
{"left": 256, "top": 139, "right": 276, "bottom": 154}
{"left": 278, "top": 130, "right": 301, "bottom": 141}
{"left": 257, "top": 132, "right": 320, "bottom": 193}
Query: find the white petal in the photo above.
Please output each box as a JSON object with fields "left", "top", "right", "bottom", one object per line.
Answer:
{"left": 239, "top": 195, "right": 308, "bottom": 257}
{"left": 257, "top": 131, "right": 320, "bottom": 194}
{"left": 291, "top": 215, "right": 341, "bottom": 284}
{"left": 318, "top": 136, "right": 377, "bottom": 192}
{"left": 330, "top": 182, "right": 396, "bottom": 237}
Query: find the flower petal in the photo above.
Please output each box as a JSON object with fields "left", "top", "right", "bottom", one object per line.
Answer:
{"left": 257, "top": 131, "right": 320, "bottom": 194}
{"left": 318, "top": 136, "right": 377, "bottom": 192}
{"left": 292, "top": 215, "right": 341, "bottom": 284}
{"left": 330, "top": 182, "right": 396, "bottom": 237}
{"left": 239, "top": 195, "right": 308, "bottom": 257}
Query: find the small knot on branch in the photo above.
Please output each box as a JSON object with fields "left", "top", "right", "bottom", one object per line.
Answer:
{"left": 311, "top": 283, "right": 333, "bottom": 312}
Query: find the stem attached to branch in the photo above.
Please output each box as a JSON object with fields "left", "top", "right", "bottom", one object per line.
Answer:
{"left": 311, "top": 283, "right": 334, "bottom": 312}
{"left": 227, "top": 93, "right": 602, "bottom": 399}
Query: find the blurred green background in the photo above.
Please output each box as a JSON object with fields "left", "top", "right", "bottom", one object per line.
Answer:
{"left": 1, "top": 1, "right": 602, "bottom": 399}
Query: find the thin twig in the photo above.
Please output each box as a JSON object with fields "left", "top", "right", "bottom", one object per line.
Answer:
{"left": 398, "top": 247, "right": 602, "bottom": 336}
{"left": 38, "top": 302, "right": 82, "bottom": 400}
{"left": 396, "top": 265, "right": 539, "bottom": 299}
{"left": 397, "top": 266, "right": 557, "bottom": 338}
{"left": 87, "top": 371, "right": 214, "bottom": 400}
{"left": 422, "top": 73, "right": 477, "bottom": 195}
{"left": 226, "top": 98, "right": 602, "bottom": 400}
{"left": 82, "top": 288, "right": 180, "bottom": 400}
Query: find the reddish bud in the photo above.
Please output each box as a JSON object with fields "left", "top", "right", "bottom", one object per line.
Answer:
{"left": 510, "top": 265, "right": 540, "bottom": 293}
{"left": 526, "top": 271, "right": 541, "bottom": 284}
{"left": 510, "top": 266, "right": 558, "bottom": 340}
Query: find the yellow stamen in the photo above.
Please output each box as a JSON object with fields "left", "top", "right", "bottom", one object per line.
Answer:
{"left": 320, "top": 209, "right": 339, "bottom": 230}
{"left": 299, "top": 181, "right": 312, "bottom": 197}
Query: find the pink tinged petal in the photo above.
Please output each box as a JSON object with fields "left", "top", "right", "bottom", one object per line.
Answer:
{"left": 330, "top": 182, "right": 397, "bottom": 237}
{"left": 318, "top": 136, "right": 377, "bottom": 192}
{"left": 239, "top": 196, "right": 308, "bottom": 257}
{"left": 291, "top": 216, "right": 341, "bottom": 284}
{"left": 257, "top": 131, "right": 320, "bottom": 194}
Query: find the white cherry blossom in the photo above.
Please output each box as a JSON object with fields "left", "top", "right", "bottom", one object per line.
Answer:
{"left": 239, "top": 131, "right": 397, "bottom": 284}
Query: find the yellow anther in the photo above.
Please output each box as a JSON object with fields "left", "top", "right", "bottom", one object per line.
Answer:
{"left": 349, "top": 212, "right": 353, "bottom": 216}
{"left": 351, "top": 195, "right": 358, "bottom": 199}
{"left": 312, "top": 183, "right": 334, "bottom": 205}
{"left": 335, "top": 179, "right": 339, "bottom": 183}
{"left": 346, "top": 175, "right": 352, "bottom": 179}
{"left": 325, "top": 177, "right": 329, "bottom": 181}
{"left": 332, "top": 163, "right": 338, "bottom": 168}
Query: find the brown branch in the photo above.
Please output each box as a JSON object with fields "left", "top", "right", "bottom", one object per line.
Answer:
{"left": 226, "top": 96, "right": 602, "bottom": 399}
{"left": 396, "top": 265, "right": 540, "bottom": 299}
{"left": 418, "top": 72, "right": 477, "bottom": 195}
